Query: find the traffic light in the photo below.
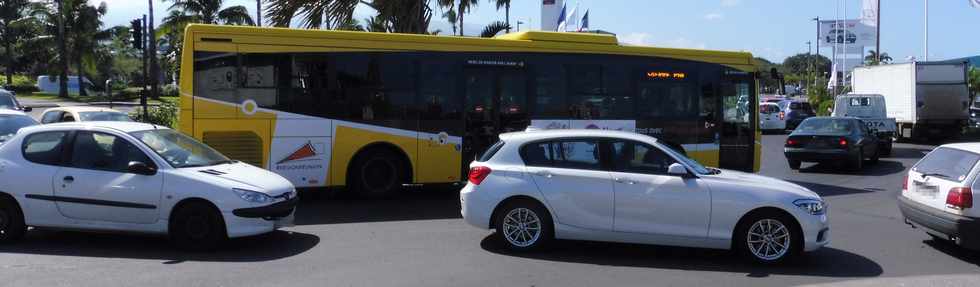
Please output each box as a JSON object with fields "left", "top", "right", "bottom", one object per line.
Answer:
{"left": 130, "top": 19, "right": 142, "bottom": 49}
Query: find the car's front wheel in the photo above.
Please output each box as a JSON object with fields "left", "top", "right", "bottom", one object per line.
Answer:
{"left": 735, "top": 211, "right": 802, "bottom": 264}
{"left": 494, "top": 200, "right": 553, "bottom": 252}
{"left": 170, "top": 201, "right": 227, "bottom": 251}
{"left": 0, "top": 197, "right": 26, "bottom": 243}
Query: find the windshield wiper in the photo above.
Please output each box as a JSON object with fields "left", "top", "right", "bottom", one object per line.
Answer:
{"left": 920, "top": 172, "right": 950, "bottom": 179}
{"left": 209, "top": 159, "right": 236, "bottom": 165}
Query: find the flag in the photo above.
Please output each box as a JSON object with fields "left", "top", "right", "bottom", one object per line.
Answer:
{"left": 556, "top": 3, "right": 567, "bottom": 31}
{"left": 972, "top": 0, "right": 980, "bottom": 8}
{"left": 578, "top": 10, "right": 590, "bottom": 32}
{"left": 861, "top": 0, "right": 878, "bottom": 27}
{"left": 827, "top": 63, "right": 838, "bottom": 90}
{"left": 565, "top": 3, "right": 578, "bottom": 31}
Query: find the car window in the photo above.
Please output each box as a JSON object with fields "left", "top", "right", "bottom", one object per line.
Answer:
{"left": 0, "top": 115, "right": 37, "bottom": 143}
{"left": 795, "top": 118, "right": 853, "bottom": 135}
{"left": 78, "top": 111, "right": 132, "bottom": 122}
{"left": 61, "top": 112, "right": 76, "bottom": 122}
{"left": 70, "top": 131, "right": 153, "bottom": 173}
{"left": 611, "top": 141, "right": 677, "bottom": 174}
{"left": 476, "top": 140, "right": 505, "bottom": 162}
{"left": 22, "top": 131, "right": 69, "bottom": 166}
{"left": 41, "top": 111, "right": 63, "bottom": 124}
{"left": 0, "top": 94, "right": 15, "bottom": 109}
{"left": 914, "top": 147, "right": 980, "bottom": 182}
{"left": 521, "top": 139, "right": 602, "bottom": 170}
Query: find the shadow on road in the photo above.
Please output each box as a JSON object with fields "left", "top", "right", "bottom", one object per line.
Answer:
{"left": 887, "top": 146, "right": 933, "bottom": 159}
{"left": 924, "top": 238, "right": 980, "bottom": 267}
{"left": 788, "top": 180, "right": 877, "bottom": 197}
{"left": 480, "top": 235, "right": 883, "bottom": 278}
{"left": 798, "top": 160, "right": 906, "bottom": 176}
{"left": 0, "top": 230, "right": 318, "bottom": 263}
{"left": 294, "top": 187, "right": 462, "bottom": 226}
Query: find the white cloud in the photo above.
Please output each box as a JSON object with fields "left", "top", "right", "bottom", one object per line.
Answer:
{"left": 721, "top": 0, "right": 741, "bottom": 7}
{"left": 619, "top": 33, "right": 652, "bottom": 46}
{"left": 704, "top": 13, "right": 724, "bottom": 21}
{"left": 663, "top": 37, "right": 707, "bottom": 50}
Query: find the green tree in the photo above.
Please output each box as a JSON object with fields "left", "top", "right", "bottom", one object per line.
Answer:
{"left": 969, "top": 67, "right": 979, "bottom": 100}
{"left": 479, "top": 21, "right": 509, "bottom": 38}
{"left": 266, "top": 0, "right": 440, "bottom": 34}
{"left": 782, "top": 53, "right": 831, "bottom": 77}
{"left": 455, "top": 0, "right": 477, "bottom": 35}
{"left": 491, "top": 0, "right": 510, "bottom": 33}
{"left": 0, "top": 0, "right": 31, "bottom": 86}
{"left": 864, "top": 50, "right": 892, "bottom": 66}
{"left": 65, "top": 0, "right": 109, "bottom": 97}
{"left": 168, "top": 0, "right": 255, "bottom": 25}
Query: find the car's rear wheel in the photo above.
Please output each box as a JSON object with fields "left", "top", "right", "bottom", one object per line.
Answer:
{"left": 0, "top": 197, "right": 26, "bottom": 243}
{"left": 850, "top": 148, "right": 864, "bottom": 171}
{"left": 170, "top": 201, "right": 227, "bottom": 251}
{"left": 868, "top": 147, "right": 880, "bottom": 164}
{"left": 494, "top": 200, "right": 553, "bottom": 252}
{"left": 735, "top": 211, "right": 801, "bottom": 264}
{"left": 787, "top": 159, "right": 801, "bottom": 170}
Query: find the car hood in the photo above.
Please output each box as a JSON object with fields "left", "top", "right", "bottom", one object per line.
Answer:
{"left": 175, "top": 162, "right": 294, "bottom": 196}
{"left": 706, "top": 169, "right": 820, "bottom": 199}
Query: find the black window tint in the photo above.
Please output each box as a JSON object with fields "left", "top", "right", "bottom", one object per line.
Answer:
{"left": 521, "top": 141, "right": 554, "bottom": 166}
{"left": 553, "top": 140, "right": 601, "bottom": 169}
{"left": 288, "top": 55, "right": 329, "bottom": 116}
{"left": 0, "top": 94, "right": 15, "bottom": 109}
{"left": 531, "top": 63, "right": 566, "bottom": 117}
{"left": 41, "top": 111, "right": 63, "bottom": 124}
{"left": 419, "top": 60, "right": 461, "bottom": 120}
{"left": 915, "top": 147, "right": 980, "bottom": 182}
{"left": 193, "top": 52, "right": 238, "bottom": 103}
{"left": 331, "top": 54, "right": 416, "bottom": 121}
{"left": 638, "top": 82, "right": 698, "bottom": 119}
{"left": 22, "top": 131, "right": 68, "bottom": 165}
{"left": 477, "top": 141, "right": 505, "bottom": 162}
{"left": 70, "top": 132, "right": 152, "bottom": 173}
{"left": 611, "top": 141, "right": 677, "bottom": 174}
{"left": 240, "top": 53, "right": 286, "bottom": 108}
{"left": 568, "top": 65, "right": 631, "bottom": 119}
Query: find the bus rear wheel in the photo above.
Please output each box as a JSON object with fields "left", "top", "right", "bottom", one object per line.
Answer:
{"left": 350, "top": 148, "right": 406, "bottom": 198}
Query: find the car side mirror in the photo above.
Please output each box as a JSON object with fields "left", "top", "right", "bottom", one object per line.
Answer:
{"left": 21, "top": 106, "right": 32, "bottom": 112}
{"left": 128, "top": 161, "right": 157, "bottom": 175}
{"left": 667, "top": 163, "right": 691, "bottom": 178}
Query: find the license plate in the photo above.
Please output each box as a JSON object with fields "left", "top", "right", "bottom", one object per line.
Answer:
{"left": 914, "top": 183, "right": 938, "bottom": 198}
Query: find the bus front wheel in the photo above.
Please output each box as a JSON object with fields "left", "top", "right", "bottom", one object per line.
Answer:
{"left": 350, "top": 148, "right": 407, "bottom": 198}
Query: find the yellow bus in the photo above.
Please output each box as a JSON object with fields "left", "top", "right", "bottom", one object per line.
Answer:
{"left": 178, "top": 24, "right": 760, "bottom": 197}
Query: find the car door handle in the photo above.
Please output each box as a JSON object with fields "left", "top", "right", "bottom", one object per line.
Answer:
{"left": 63, "top": 176, "right": 74, "bottom": 183}
{"left": 534, "top": 171, "right": 554, "bottom": 178}
{"left": 614, "top": 177, "right": 636, "bottom": 185}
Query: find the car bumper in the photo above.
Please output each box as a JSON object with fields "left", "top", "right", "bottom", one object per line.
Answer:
{"left": 794, "top": 210, "right": 830, "bottom": 252}
{"left": 898, "top": 195, "right": 980, "bottom": 250}
{"left": 784, "top": 148, "right": 853, "bottom": 162}
{"left": 460, "top": 184, "right": 496, "bottom": 229}
{"left": 225, "top": 197, "right": 299, "bottom": 238}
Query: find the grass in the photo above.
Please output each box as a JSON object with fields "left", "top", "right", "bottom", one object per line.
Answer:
{"left": 19, "top": 92, "right": 176, "bottom": 105}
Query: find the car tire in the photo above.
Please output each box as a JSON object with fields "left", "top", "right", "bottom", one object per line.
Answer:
{"left": 734, "top": 211, "right": 802, "bottom": 265}
{"left": 494, "top": 200, "right": 554, "bottom": 252}
{"left": 851, "top": 148, "right": 864, "bottom": 171}
{"left": 868, "top": 147, "right": 880, "bottom": 165}
{"left": 0, "top": 197, "right": 26, "bottom": 243}
{"left": 350, "top": 148, "right": 405, "bottom": 198}
{"left": 881, "top": 142, "right": 893, "bottom": 157}
{"left": 787, "top": 160, "right": 801, "bottom": 170}
{"left": 170, "top": 202, "right": 227, "bottom": 252}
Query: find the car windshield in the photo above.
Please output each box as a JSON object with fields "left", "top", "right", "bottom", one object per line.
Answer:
{"left": 795, "top": 118, "right": 853, "bottom": 135}
{"left": 0, "top": 95, "right": 15, "bottom": 109}
{"left": 0, "top": 114, "right": 37, "bottom": 143}
{"left": 79, "top": 111, "right": 132, "bottom": 122}
{"left": 129, "top": 129, "right": 231, "bottom": 168}
{"left": 914, "top": 147, "right": 980, "bottom": 182}
{"left": 659, "top": 143, "right": 713, "bottom": 175}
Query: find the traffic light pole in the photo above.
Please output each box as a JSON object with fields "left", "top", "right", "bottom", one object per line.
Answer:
{"left": 141, "top": 14, "right": 149, "bottom": 120}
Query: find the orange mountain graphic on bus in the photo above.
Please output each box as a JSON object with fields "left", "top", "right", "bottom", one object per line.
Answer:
{"left": 277, "top": 142, "right": 320, "bottom": 164}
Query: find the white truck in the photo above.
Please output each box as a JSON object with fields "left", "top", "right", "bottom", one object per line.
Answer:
{"left": 851, "top": 62, "right": 970, "bottom": 140}
{"left": 832, "top": 94, "right": 896, "bottom": 155}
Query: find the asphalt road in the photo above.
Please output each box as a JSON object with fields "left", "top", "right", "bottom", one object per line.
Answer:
{"left": 2, "top": 134, "right": 980, "bottom": 287}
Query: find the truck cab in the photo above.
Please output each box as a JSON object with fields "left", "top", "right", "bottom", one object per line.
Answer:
{"left": 833, "top": 94, "right": 896, "bottom": 155}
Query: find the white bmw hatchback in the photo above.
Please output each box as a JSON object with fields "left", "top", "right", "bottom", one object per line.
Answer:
{"left": 0, "top": 122, "right": 297, "bottom": 250}
{"left": 461, "top": 130, "right": 829, "bottom": 264}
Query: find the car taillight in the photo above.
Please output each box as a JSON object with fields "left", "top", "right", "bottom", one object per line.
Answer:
{"left": 468, "top": 166, "right": 492, "bottom": 185}
{"left": 902, "top": 175, "right": 908, "bottom": 192}
{"left": 785, "top": 138, "right": 798, "bottom": 147}
{"left": 778, "top": 111, "right": 785, "bottom": 120}
{"left": 838, "top": 138, "right": 848, "bottom": 147}
{"left": 947, "top": 187, "right": 973, "bottom": 209}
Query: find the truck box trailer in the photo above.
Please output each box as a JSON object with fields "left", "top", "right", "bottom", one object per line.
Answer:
{"left": 851, "top": 62, "right": 969, "bottom": 140}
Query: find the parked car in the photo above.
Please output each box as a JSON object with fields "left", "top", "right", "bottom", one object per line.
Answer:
{"left": 899, "top": 144, "right": 980, "bottom": 250}
{"left": 40, "top": 106, "right": 132, "bottom": 124}
{"left": 0, "top": 122, "right": 297, "bottom": 250}
{"left": 784, "top": 117, "right": 880, "bottom": 171}
{"left": 759, "top": 102, "right": 787, "bottom": 133}
{"left": 778, "top": 100, "right": 816, "bottom": 130}
{"left": 461, "top": 129, "right": 829, "bottom": 264}
{"left": 0, "top": 89, "right": 32, "bottom": 112}
{"left": 832, "top": 94, "right": 896, "bottom": 156}
{"left": 0, "top": 109, "right": 38, "bottom": 145}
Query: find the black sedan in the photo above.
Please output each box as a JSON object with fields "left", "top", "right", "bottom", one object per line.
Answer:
{"left": 784, "top": 117, "right": 880, "bottom": 171}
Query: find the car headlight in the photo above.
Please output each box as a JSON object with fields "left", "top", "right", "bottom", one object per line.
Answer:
{"left": 793, "top": 199, "right": 826, "bottom": 215}
{"left": 233, "top": 188, "right": 273, "bottom": 203}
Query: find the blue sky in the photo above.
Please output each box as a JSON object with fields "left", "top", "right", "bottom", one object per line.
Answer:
{"left": 93, "top": 0, "right": 980, "bottom": 63}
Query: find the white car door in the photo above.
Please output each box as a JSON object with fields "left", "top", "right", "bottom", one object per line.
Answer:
{"left": 51, "top": 131, "right": 163, "bottom": 224}
{"left": 523, "top": 139, "right": 614, "bottom": 231}
{"left": 607, "top": 140, "right": 711, "bottom": 238}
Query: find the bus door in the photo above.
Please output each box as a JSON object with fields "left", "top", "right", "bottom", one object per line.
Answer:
{"left": 462, "top": 67, "right": 529, "bottom": 165}
{"left": 718, "top": 73, "right": 756, "bottom": 172}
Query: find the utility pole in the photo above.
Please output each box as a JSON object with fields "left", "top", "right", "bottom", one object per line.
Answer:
{"left": 56, "top": 0, "right": 68, "bottom": 98}
{"left": 148, "top": 0, "right": 159, "bottom": 101}
{"left": 924, "top": 0, "right": 928, "bottom": 61}
{"left": 876, "top": 0, "right": 881, "bottom": 63}
{"left": 141, "top": 14, "right": 149, "bottom": 119}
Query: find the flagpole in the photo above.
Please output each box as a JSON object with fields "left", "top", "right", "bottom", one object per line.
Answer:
{"left": 924, "top": 0, "right": 928, "bottom": 61}
{"left": 876, "top": 0, "right": 881, "bottom": 63}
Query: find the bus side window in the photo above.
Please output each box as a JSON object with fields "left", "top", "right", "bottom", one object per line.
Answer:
{"left": 419, "top": 60, "right": 461, "bottom": 121}
{"left": 530, "top": 61, "right": 566, "bottom": 118}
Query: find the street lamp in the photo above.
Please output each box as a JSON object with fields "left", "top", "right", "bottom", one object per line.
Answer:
{"left": 517, "top": 20, "right": 525, "bottom": 32}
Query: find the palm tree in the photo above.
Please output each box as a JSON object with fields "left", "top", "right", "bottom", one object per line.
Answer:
{"left": 864, "top": 50, "right": 892, "bottom": 66}
{"left": 456, "top": 0, "right": 477, "bottom": 36}
{"left": 479, "top": 21, "right": 509, "bottom": 38}
{"left": 168, "top": 0, "right": 255, "bottom": 25}
{"left": 266, "top": 0, "right": 436, "bottom": 34}
{"left": 491, "top": 0, "right": 510, "bottom": 33}
{"left": 65, "top": 0, "right": 108, "bottom": 97}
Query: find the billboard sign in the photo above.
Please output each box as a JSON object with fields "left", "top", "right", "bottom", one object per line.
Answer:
{"left": 818, "top": 20, "right": 875, "bottom": 47}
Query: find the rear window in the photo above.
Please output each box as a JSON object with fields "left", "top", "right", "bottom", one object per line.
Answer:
{"left": 476, "top": 141, "right": 505, "bottom": 162}
{"left": 849, "top": 97, "right": 871, "bottom": 106}
{"left": 795, "top": 118, "right": 854, "bottom": 135}
{"left": 914, "top": 147, "right": 980, "bottom": 182}
{"left": 790, "top": 102, "right": 812, "bottom": 111}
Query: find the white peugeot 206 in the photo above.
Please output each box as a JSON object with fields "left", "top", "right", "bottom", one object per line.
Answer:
{"left": 0, "top": 122, "right": 297, "bottom": 250}
{"left": 461, "top": 129, "right": 829, "bottom": 264}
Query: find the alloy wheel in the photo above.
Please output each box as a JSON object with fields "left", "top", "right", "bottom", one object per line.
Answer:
{"left": 502, "top": 208, "right": 542, "bottom": 247}
{"left": 746, "top": 219, "right": 791, "bottom": 261}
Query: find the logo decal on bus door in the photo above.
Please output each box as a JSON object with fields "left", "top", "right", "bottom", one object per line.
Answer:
{"left": 277, "top": 141, "right": 324, "bottom": 164}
